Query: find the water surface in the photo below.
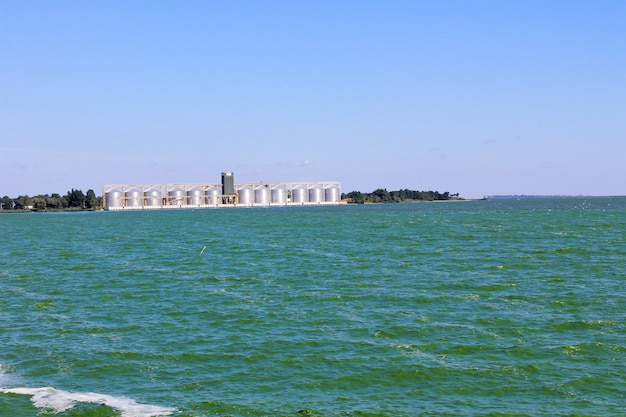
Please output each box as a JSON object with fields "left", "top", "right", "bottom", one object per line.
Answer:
{"left": 1, "top": 198, "right": 625, "bottom": 416}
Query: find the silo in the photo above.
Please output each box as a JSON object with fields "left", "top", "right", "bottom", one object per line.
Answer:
{"left": 325, "top": 187, "right": 340, "bottom": 203}
{"left": 187, "top": 187, "right": 203, "bottom": 206}
{"left": 292, "top": 187, "right": 308, "bottom": 203}
{"left": 309, "top": 187, "right": 324, "bottom": 203}
{"left": 144, "top": 188, "right": 162, "bottom": 207}
{"left": 238, "top": 187, "right": 253, "bottom": 205}
{"left": 125, "top": 189, "right": 142, "bottom": 208}
{"left": 255, "top": 187, "right": 270, "bottom": 205}
{"left": 105, "top": 190, "right": 123, "bottom": 209}
{"left": 168, "top": 188, "right": 185, "bottom": 206}
{"left": 271, "top": 187, "right": 286, "bottom": 204}
{"left": 205, "top": 187, "right": 221, "bottom": 205}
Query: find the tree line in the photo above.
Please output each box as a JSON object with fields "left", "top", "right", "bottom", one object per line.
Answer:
{"left": 1, "top": 189, "right": 101, "bottom": 211}
{"left": 341, "top": 188, "right": 460, "bottom": 204}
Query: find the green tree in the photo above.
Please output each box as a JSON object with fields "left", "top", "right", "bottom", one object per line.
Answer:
{"left": 32, "top": 196, "right": 47, "bottom": 210}
{"left": 343, "top": 191, "right": 365, "bottom": 204}
{"left": 0, "top": 196, "right": 13, "bottom": 210}
{"left": 45, "top": 193, "right": 65, "bottom": 209}
{"left": 85, "top": 189, "right": 98, "bottom": 209}
{"left": 372, "top": 188, "right": 390, "bottom": 202}
{"left": 15, "top": 195, "right": 32, "bottom": 209}
{"left": 66, "top": 189, "right": 86, "bottom": 208}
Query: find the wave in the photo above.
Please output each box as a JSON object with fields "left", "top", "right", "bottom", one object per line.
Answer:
{"left": 0, "top": 386, "right": 175, "bottom": 417}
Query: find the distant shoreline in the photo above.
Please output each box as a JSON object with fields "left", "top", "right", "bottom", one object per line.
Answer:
{"left": 3, "top": 195, "right": 624, "bottom": 213}
{"left": 485, "top": 195, "right": 625, "bottom": 199}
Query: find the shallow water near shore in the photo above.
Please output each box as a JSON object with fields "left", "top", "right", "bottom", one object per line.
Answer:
{"left": 1, "top": 197, "right": 625, "bottom": 416}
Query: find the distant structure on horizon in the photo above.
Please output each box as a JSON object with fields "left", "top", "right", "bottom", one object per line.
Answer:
{"left": 102, "top": 172, "right": 342, "bottom": 211}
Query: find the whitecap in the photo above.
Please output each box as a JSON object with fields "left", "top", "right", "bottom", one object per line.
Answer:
{"left": 0, "top": 364, "right": 9, "bottom": 387}
{"left": 1, "top": 386, "right": 175, "bottom": 417}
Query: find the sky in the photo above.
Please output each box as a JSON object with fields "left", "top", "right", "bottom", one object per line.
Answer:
{"left": 1, "top": 1, "right": 624, "bottom": 199}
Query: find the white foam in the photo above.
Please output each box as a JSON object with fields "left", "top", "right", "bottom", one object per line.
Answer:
{"left": 1, "top": 387, "right": 175, "bottom": 417}
{"left": 0, "top": 364, "right": 8, "bottom": 387}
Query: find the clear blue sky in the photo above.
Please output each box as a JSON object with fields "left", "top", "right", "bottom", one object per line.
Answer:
{"left": 1, "top": 1, "right": 624, "bottom": 198}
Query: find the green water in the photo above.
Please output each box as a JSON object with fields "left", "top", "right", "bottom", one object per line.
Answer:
{"left": 1, "top": 198, "right": 625, "bottom": 416}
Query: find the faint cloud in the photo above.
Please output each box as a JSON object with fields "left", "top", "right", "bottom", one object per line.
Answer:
{"left": 427, "top": 147, "right": 447, "bottom": 159}
{"left": 266, "top": 160, "right": 311, "bottom": 168}
{"left": 235, "top": 163, "right": 252, "bottom": 172}
{"left": 144, "top": 161, "right": 180, "bottom": 173}
{"left": 1, "top": 147, "right": 101, "bottom": 158}
{"left": 9, "top": 162, "right": 30, "bottom": 170}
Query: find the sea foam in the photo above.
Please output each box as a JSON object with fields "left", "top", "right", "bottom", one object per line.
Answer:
{"left": 1, "top": 386, "right": 175, "bottom": 417}
{"left": 0, "top": 364, "right": 8, "bottom": 387}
